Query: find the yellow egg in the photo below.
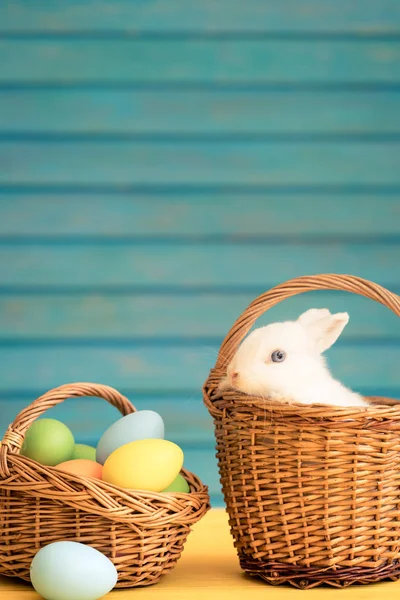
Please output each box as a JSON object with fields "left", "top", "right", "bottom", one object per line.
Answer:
{"left": 102, "top": 439, "right": 183, "bottom": 492}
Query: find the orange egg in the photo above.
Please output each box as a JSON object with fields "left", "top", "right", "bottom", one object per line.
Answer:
{"left": 55, "top": 459, "right": 103, "bottom": 480}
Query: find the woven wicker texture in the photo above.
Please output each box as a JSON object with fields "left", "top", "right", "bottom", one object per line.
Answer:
{"left": 203, "top": 274, "right": 400, "bottom": 589}
{"left": 0, "top": 383, "right": 210, "bottom": 587}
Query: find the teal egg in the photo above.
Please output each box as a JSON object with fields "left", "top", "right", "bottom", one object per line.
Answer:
{"left": 30, "top": 541, "right": 117, "bottom": 600}
{"left": 21, "top": 419, "right": 75, "bottom": 466}
{"left": 72, "top": 444, "right": 97, "bottom": 461}
{"left": 163, "top": 473, "right": 190, "bottom": 493}
{"left": 96, "top": 410, "right": 165, "bottom": 465}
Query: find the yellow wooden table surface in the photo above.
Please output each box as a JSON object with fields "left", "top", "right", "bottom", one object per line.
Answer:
{"left": 1, "top": 508, "right": 400, "bottom": 599}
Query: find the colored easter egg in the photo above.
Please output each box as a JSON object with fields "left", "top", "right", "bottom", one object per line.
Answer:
{"left": 72, "top": 444, "right": 96, "bottom": 461}
{"left": 55, "top": 459, "right": 103, "bottom": 480}
{"left": 96, "top": 410, "right": 164, "bottom": 465}
{"left": 102, "top": 439, "right": 183, "bottom": 492}
{"left": 163, "top": 473, "right": 190, "bottom": 493}
{"left": 30, "top": 541, "right": 117, "bottom": 600}
{"left": 21, "top": 419, "right": 75, "bottom": 466}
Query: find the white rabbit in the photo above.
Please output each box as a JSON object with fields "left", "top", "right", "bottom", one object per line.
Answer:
{"left": 218, "top": 308, "right": 368, "bottom": 407}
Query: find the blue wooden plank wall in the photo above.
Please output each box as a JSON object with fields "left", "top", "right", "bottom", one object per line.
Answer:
{"left": 0, "top": 1, "right": 399, "bottom": 506}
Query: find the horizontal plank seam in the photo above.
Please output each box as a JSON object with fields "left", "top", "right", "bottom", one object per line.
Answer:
{"left": 2, "top": 133, "right": 400, "bottom": 142}
{"left": 2, "top": 83, "right": 400, "bottom": 92}
{"left": 0, "top": 285, "right": 398, "bottom": 295}
{"left": 0, "top": 235, "right": 399, "bottom": 245}
{"left": 2, "top": 184, "right": 400, "bottom": 194}
{"left": 2, "top": 31, "right": 400, "bottom": 40}
{"left": 0, "top": 336, "right": 397, "bottom": 347}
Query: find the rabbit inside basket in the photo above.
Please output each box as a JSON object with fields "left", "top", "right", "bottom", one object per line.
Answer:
{"left": 218, "top": 308, "right": 369, "bottom": 408}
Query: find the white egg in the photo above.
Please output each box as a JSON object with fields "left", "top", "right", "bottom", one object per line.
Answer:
{"left": 30, "top": 541, "right": 118, "bottom": 600}
{"left": 96, "top": 410, "right": 165, "bottom": 465}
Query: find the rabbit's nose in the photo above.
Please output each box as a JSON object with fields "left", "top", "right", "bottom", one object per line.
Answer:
{"left": 231, "top": 372, "right": 239, "bottom": 383}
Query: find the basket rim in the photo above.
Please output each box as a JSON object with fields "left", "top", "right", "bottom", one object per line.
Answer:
{"left": 0, "top": 456, "right": 210, "bottom": 526}
{"left": 0, "top": 455, "right": 208, "bottom": 498}
{"left": 0, "top": 457, "right": 207, "bottom": 497}
{"left": 204, "top": 385, "right": 400, "bottom": 420}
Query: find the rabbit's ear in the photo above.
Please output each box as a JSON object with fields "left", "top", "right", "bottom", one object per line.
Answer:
{"left": 298, "top": 308, "right": 331, "bottom": 327}
{"left": 305, "top": 312, "right": 349, "bottom": 353}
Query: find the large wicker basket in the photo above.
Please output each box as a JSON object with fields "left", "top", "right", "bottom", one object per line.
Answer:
{"left": 203, "top": 274, "right": 400, "bottom": 589}
{"left": 0, "top": 383, "right": 210, "bottom": 587}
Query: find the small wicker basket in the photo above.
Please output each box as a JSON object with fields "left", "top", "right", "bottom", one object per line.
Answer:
{"left": 203, "top": 274, "right": 400, "bottom": 589}
{"left": 0, "top": 382, "right": 210, "bottom": 587}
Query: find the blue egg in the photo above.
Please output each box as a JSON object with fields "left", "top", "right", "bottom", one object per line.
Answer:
{"left": 30, "top": 541, "right": 117, "bottom": 600}
{"left": 96, "top": 410, "right": 165, "bottom": 465}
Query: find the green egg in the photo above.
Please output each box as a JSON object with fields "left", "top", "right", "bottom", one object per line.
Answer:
{"left": 21, "top": 419, "right": 75, "bottom": 466}
{"left": 163, "top": 473, "right": 190, "bottom": 493}
{"left": 72, "top": 444, "right": 97, "bottom": 461}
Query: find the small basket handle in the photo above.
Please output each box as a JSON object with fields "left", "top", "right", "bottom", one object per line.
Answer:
{"left": 0, "top": 382, "right": 135, "bottom": 477}
{"left": 214, "top": 274, "right": 400, "bottom": 372}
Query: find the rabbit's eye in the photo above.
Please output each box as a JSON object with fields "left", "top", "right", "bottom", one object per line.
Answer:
{"left": 271, "top": 350, "right": 286, "bottom": 363}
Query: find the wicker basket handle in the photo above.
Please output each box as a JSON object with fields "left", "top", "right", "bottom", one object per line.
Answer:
{"left": 214, "top": 274, "right": 400, "bottom": 372}
{"left": 0, "top": 382, "right": 135, "bottom": 462}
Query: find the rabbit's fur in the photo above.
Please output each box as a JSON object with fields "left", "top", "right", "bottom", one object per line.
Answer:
{"left": 219, "top": 308, "right": 368, "bottom": 407}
